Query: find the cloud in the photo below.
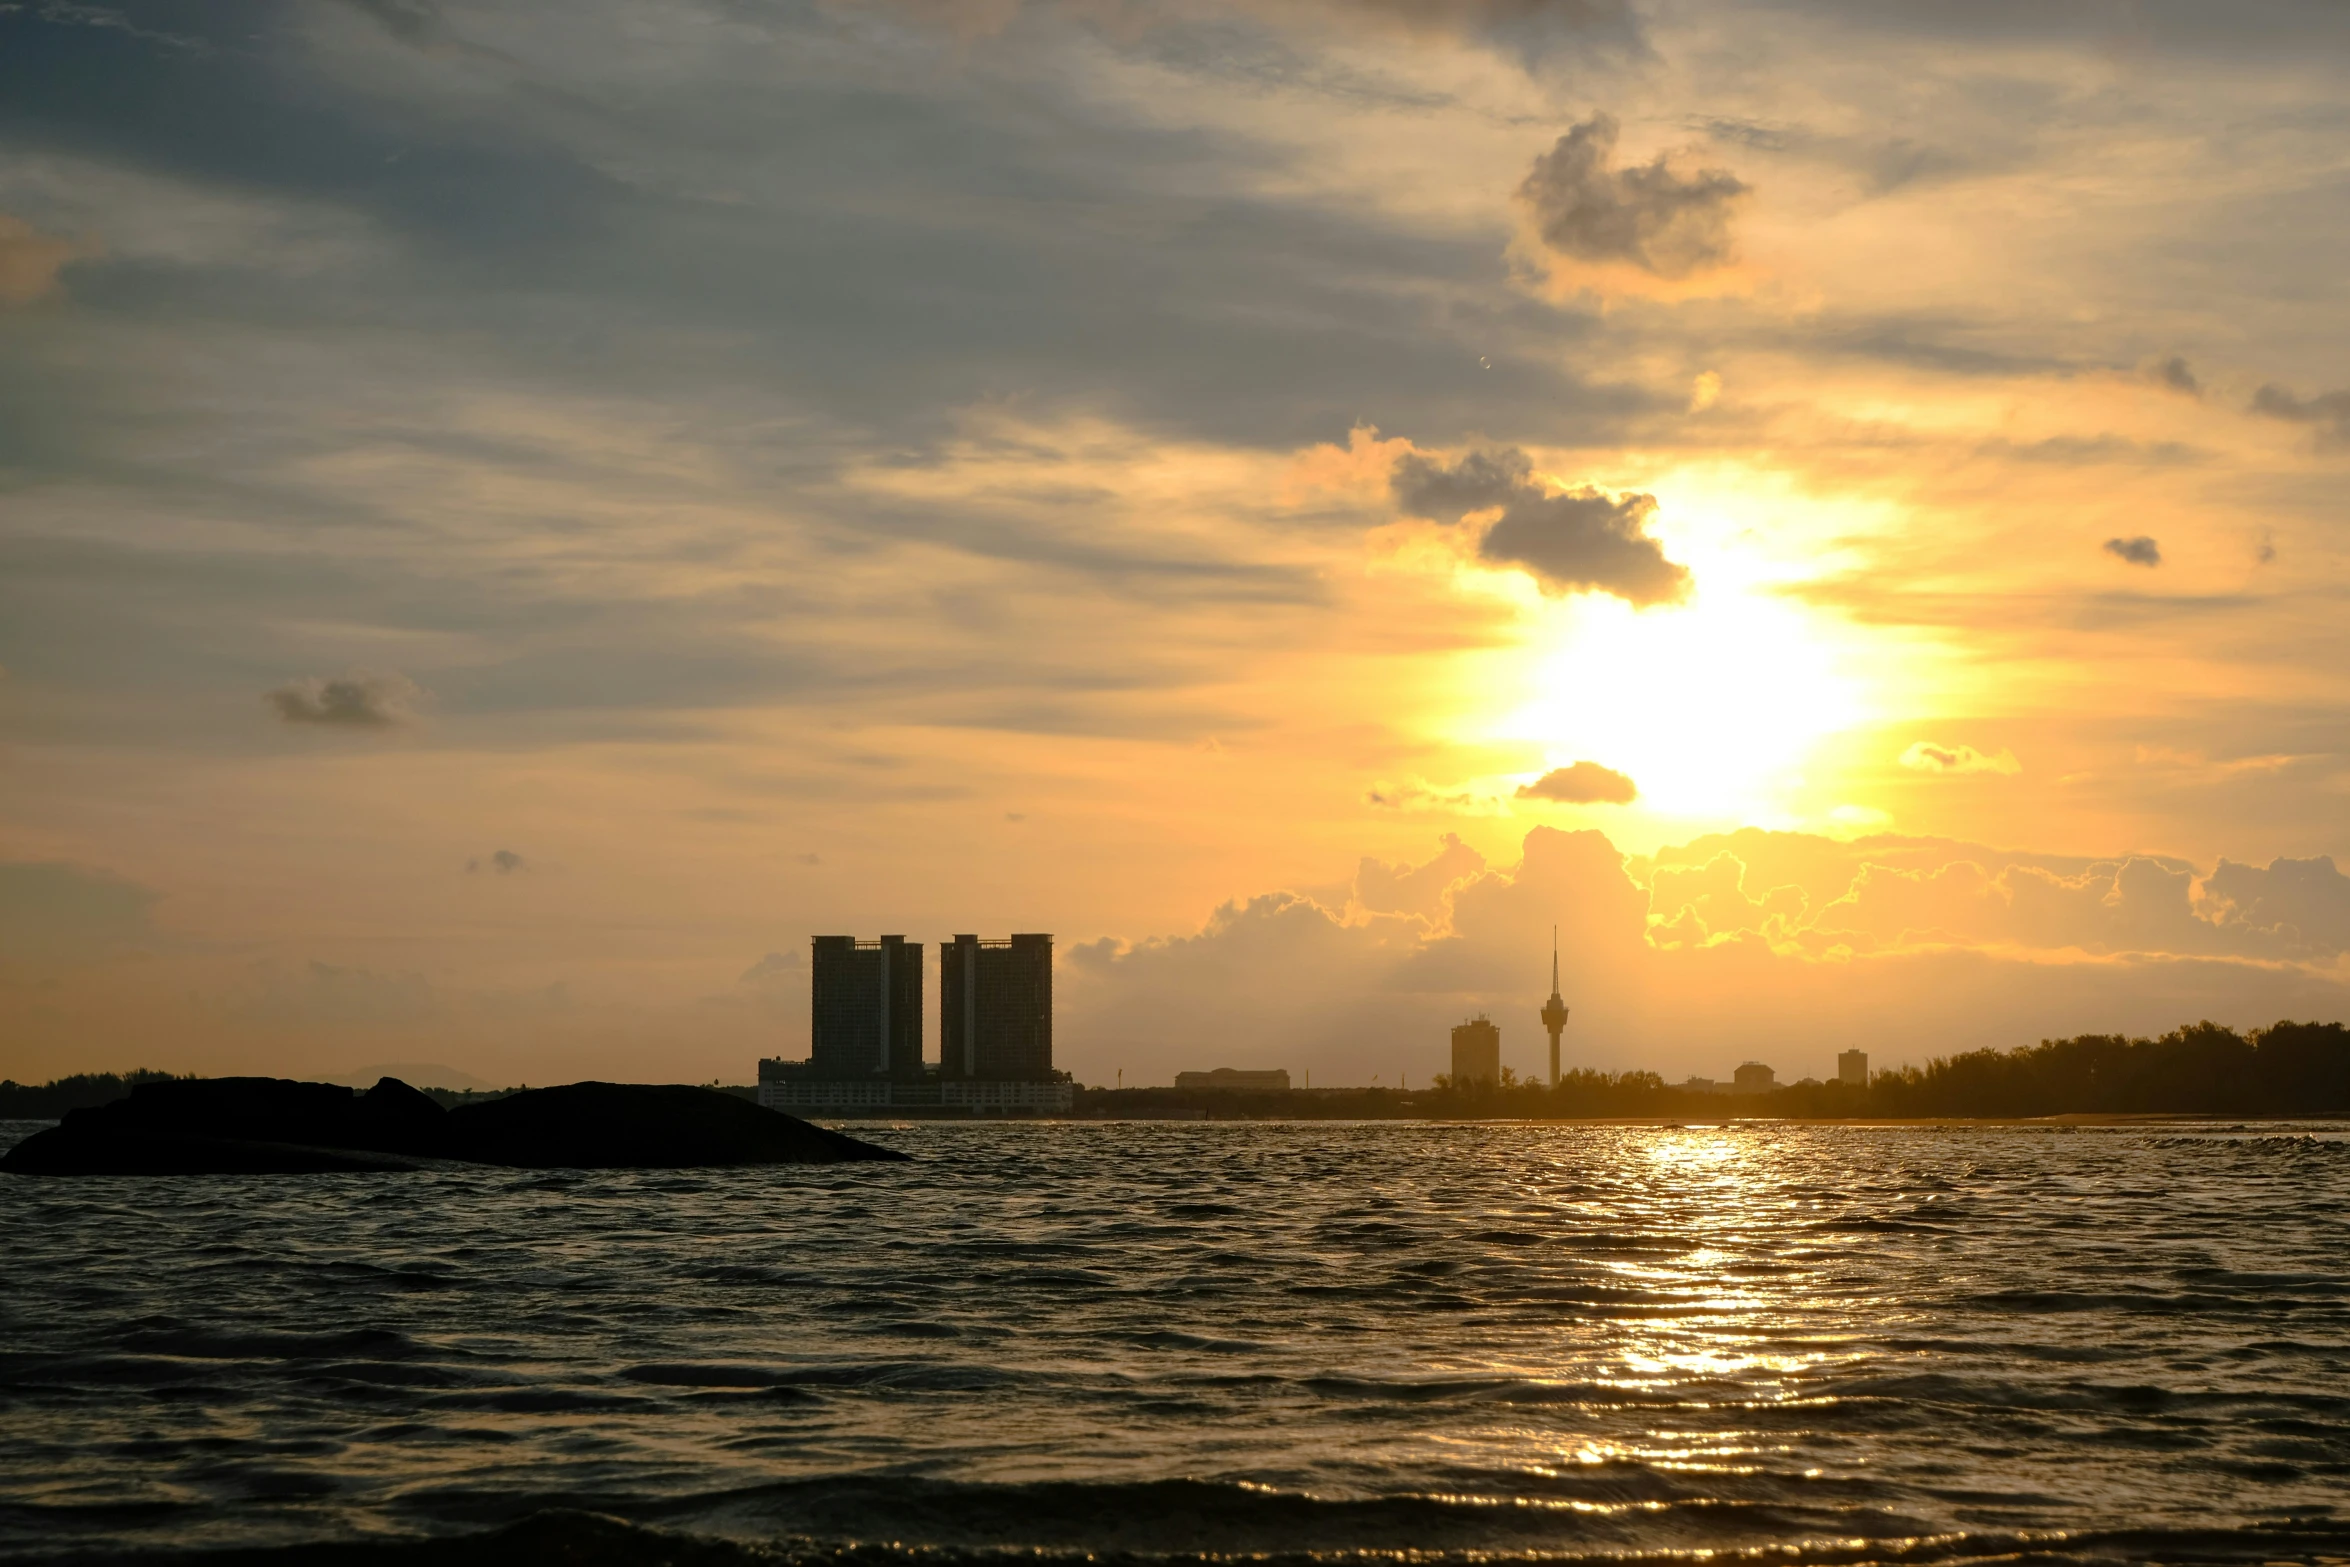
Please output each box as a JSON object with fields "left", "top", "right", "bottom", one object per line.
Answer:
{"left": 1516, "top": 761, "right": 1638, "bottom": 804}
{"left": 1899, "top": 741, "right": 2021, "bottom": 776}
{"left": 466, "top": 849, "right": 527, "bottom": 874}
{"left": 0, "top": 213, "right": 77, "bottom": 306}
{"left": 1517, "top": 113, "right": 1748, "bottom": 282}
{"left": 1058, "top": 825, "right": 2350, "bottom": 1088}
{"left": 1354, "top": 832, "right": 1487, "bottom": 919}
{"left": 2200, "top": 856, "right": 2350, "bottom": 957}
{"left": 265, "top": 671, "right": 425, "bottom": 728}
{"left": 340, "top": 0, "right": 449, "bottom": 46}
{"left": 2251, "top": 382, "right": 2350, "bottom": 444}
{"left": 740, "top": 950, "right": 804, "bottom": 984}
{"left": 2102, "top": 536, "right": 2162, "bottom": 567}
{"left": 2151, "top": 356, "right": 2201, "bottom": 396}
{"left": 1391, "top": 447, "right": 1692, "bottom": 606}
{"left": 1365, "top": 779, "right": 1508, "bottom": 815}
{"left": 1331, "top": 0, "right": 1646, "bottom": 54}
{"left": 862, "top": 0, "right": 1644, "bottom": 53}
{"left": 1646, "top": 852, "right": 1805, "bottom": 947}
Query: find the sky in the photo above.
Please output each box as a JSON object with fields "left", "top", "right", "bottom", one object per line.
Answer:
{"left": 4, "top": 0, "right": 2350, "bottom": 1090}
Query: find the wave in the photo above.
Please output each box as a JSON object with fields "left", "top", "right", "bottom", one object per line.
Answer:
{"left": 19, "top": 1501, "right": 2350, "bottom": 1567}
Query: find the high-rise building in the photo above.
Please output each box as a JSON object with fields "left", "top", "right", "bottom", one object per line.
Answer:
{"left": 1538, "top": 925, "right": 1569, "bottom": 1089}
{"left": 1838, "top": 1049, "right": 1869, "bottom": 1087}
{"left": 1450, "top": 1015, "right": 1501, "bottom": 1087}
{"left": 942, "top": 933, "right": 1054, "bottom": 1081}
{"left": 809, "top": 935, "right": 923, "bottom": 1081}
{"left": 762, "top": 931, "right": 1070, "bottom": 1116}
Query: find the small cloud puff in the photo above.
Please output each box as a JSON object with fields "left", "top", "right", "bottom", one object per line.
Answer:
{"left": 1900, "top": 742, "right": 2020, "bottom": 776}
{"left": 1392, "top": 446, "right": 1691, "bottom": 606}
{"left": 2150, "top": 356, "right": 2200, "bottom": 397}
{"left": 266, "top": 670, "right": 425, "bottom": 727}
{"left": 740, "top": 950, "right": 804, "bottom": 985}
{"left": 2102, "top": 536, "right": 2161, "bottom": 567}
{"left": 1517, "top": 113, "right": 1748, "bottom": 284}
{"left": 1365, "top": 779, "right": 1508, "bottom": 816}
{"left": 1516, "top": 761, "right": 1638, "bottom": 804}
{"left": 466, "top": 849, "right": 527, "bottom": 874}
{"left": 2251, "top": 382, "right": 2350, "bottom": 445}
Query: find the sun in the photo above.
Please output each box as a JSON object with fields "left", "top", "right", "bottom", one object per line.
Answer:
{"left": 1489, "top": 530, "right": 1877, "bottom": 823}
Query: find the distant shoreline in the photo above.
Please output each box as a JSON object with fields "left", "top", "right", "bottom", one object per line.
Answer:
{"left": 811, "top": 1110, "right": 2350, "bottom": 1128}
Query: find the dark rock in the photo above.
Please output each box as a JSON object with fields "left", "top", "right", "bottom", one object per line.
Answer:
{"left": 444, "top": 1081, "right": 903, "bottom": 1168}
{"left": 0, "top": 1076, "right": 905, "bottom": 1175}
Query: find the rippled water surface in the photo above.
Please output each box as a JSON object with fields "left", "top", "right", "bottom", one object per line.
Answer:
{"left": 4, "top": 1119, "right": 2348, "bottom": 1565}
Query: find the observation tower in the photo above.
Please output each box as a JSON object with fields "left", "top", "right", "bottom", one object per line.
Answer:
{"left": 1539, "top": 925, "right": 1570, "bottom": 1088}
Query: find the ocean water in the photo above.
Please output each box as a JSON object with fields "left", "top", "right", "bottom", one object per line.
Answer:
{"left": 2, "top": 1119, "right": 2347, "bottom": 1565}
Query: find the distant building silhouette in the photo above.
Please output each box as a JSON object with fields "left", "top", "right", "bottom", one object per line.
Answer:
{"left": 1538, "top": 924, "right": 1569, "bottom": 1088}
{"left": 1451, "top": 1015, "right": 1501, "bottom": 1087}
{"left": 1175, "top": 1068, "right": 1290, "bottom": 1091}
{"left": 943, "top": 934, "right": 1054, "bottom": 1081}
{"left": 1732, "top": 1061, "right": 1777, "bottom": 1094}
{"left": 810, "top": 935, "right": 923, "bottom": 1082}
{"left": 1838, "top": 1049, "right": 1869, "bottom": 1087}
{"left": 763, "top": 932, "right": 1069, "bottom": 1115}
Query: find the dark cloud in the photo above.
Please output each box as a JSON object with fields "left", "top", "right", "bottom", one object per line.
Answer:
{"left": 0, "top": 0, "right": 1632, "bottom": 457}
{"left": 2251, "top": 382, "right": 2350, "bottom": 444}
{"left": 339, "top": 0, "right": 446, "bottom": 47}
{"left": 2152, "top": 356, "right": 2201, "bottom": 396}
{"left": 2102, "top": 536, "right": 2161, "bottom": 568}
{"left": 1515, "top": 761, "right": 1638, "bottom": 804}
{"left": 1335, "top": 0, "right": 1644, "bottom": 53}
{"left": 466, "top": 849, "right": 527, "bottom": 875}
{"left": 1977, "top": 434, "right": 2196, "bottom": 466}
{"left": 266, "top": 671, "right": 423, "bottom": 727}
{"left": 1393, "top": 447, "right": 1692, "bottom": 605}
{"left": 871, "top": 0, "right": 1645, "bottom": 54}
{"left": 1695, "top": 118, "right": 1982, "bottom": 198}
{"left": 1517, "top": 113, "right": 1748, "bottom": 280}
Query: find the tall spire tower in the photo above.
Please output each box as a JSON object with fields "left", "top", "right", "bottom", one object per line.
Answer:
{"left": 1539, "top": 924, "right": 1570, "bottom": 1088}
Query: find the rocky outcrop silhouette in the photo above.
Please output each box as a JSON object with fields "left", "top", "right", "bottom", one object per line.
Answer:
{"left": 0, "top": 1076, "right": 906, "bottom": 1174}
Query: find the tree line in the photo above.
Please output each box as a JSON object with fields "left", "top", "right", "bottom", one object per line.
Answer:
{"left": 6, "top": 1021, "right": 2346, "bottom": 1123}
{"left": 1077, "top": 1020, "right": 2350, "bottom": 1120}
{"left": 1425, "top": 1019, "right": 2350, "bottom": 1118}
{"left": 0, "top": 1070, "right": 189, "bottom": 1120}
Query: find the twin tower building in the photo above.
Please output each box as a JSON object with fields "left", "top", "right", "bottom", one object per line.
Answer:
{"left": 756, "top": 934, "right": 1072, "bottom": 1116}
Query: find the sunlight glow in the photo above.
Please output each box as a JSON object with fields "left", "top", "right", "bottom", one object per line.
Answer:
{"left": 1499, "top": 585, "right": 1869, "bottom": 820}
